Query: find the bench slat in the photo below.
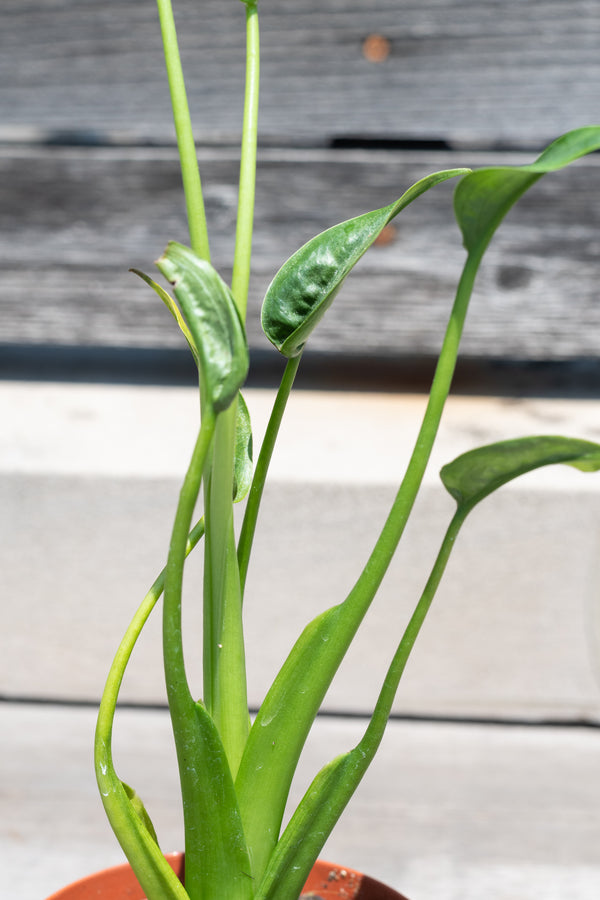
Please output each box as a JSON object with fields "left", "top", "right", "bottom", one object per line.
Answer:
{"left": 1, "top": 1, "right": 598, "bottom": 145}
{"left": 2, "top": 146, "right": 599, "bottom": 360}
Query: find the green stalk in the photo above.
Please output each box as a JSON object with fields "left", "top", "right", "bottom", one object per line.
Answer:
{"left": 238, "top": 353, "right": 302, "bottom": 592}
{"left": 163, "top": 409, "right": 217, "bottom": 891}
{"left": 231, "top": 0, "right": 260, "bottom": 319}
{"left": 200, "top": 0, "right": 259, "bottom": 775}
{"left": 235, "top": 247, "right": 483, "bottom": 882}
{"left": 203, "top": 398, "right": 249, "bottom": 776}
{"left": 344, "top": 249, "right": 481, "bottom": 602}
{"left": 253, "top": 507, "right": 468, "bottom": 900}
{"left": 156, "top": 0, "right": 210, "bottom": 259}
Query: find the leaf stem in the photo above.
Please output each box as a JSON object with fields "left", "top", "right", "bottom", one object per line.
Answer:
{"left": 345, "top": 248, "right": 482, "bottom": 609}
{"left": 156, "top": 0, "right": 210, "bottom": 259}
{"left": 235, "top": 248, "right": 482, "bottom": 881}
{"left": 238, "top": 353, "right": 302, "bottom": 593}
{"left": 164, "top": 409, "right": 217, "bottom": 872}
{"left": 94, "top": 517, "right": 205, "bottom": 900}
{"left": 253, "top": 507, "right": 468, "bottom": 900}
{"left": 203, "top": 399, "right": 249, "bottom": 776}
{"left": 231, "top": 0, "right": 260, "bottom": 319}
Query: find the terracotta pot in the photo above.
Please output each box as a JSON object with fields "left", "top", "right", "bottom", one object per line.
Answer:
{"left": 46, "top": 853, "right": 410, "bottom": 900}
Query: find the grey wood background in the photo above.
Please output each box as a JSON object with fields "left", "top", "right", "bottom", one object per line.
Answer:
{"left": 1, "top": 0, "right": 600, "bottom": 377}
{"left": 2, "top": 7, "right": 600, "bottom": 896}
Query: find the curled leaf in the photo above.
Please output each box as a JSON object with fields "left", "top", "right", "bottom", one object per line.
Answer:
{"left": 262, "top": 169, "right": 469, "bottom": 357}
{"left": 156, "top": 242, "right": 249, "bottom": 412}
{"left": 441, "top": 435, "right": 600, "bottom": 512}
{"left": 121, "top": 781, "right": 159, "bottom": 845}
{"left": 454, "top": 126, "right": 600, "bottom": 259}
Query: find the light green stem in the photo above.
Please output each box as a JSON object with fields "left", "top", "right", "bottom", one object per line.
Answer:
{"left": 253, "top": 507, "right": 468, "bottom": 900}
{"left": 156, "top": 0, "right": 210, "bottom": 259}
{"left": 200, "top": 0, "right": 259, "bottom": 775}
{"left": 235, "top": 248, "right": 483, "bottom": 882}
{"left": 94, "top": 518, "right": 205, "bottom": 900}
{"left": 231, "top": 0, "right": 260, "bottom": 319}
{"left": 164, "top": 409, "right": 217, "bottom": 884}
{"left": 238, "top": 354, "right": 302, "bottom": 592}
{"left": 203, "top": 398, "right": 249, "bottom": 776}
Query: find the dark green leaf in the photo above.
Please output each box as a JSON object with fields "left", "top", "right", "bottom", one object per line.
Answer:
{"left": 262, "top": 169, "right": 469, "bottom": 357}
{"left": 156, "top": 243, "right": 249, "bottom": 412}
{"left": 441, "top": 435, "right": 600, "bottom": 511}
{"left": 454, "top": 126, "right": 600, "bottom": 258}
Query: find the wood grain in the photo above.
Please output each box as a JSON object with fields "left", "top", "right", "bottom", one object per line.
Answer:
{"left": 2, "top": 1, "right": 599, "bottom": 146}
{"left": 2, "top": 145, "right": 599, "bottom": 360}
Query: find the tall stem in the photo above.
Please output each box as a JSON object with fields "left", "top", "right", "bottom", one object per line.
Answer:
{"left": 201, "top": 2, "right": 260, "bottom": 773}
{"left": 156, "top": 0, "right": 210, "bottom": 259}
{"left": 231, "top": 1, "right": 260, "bottom": 319}
{"left": 238, "top": 354, "right": 302, "bottom": 592}
{"left": 343, "top": 248, "right": 482, "bottom": 611}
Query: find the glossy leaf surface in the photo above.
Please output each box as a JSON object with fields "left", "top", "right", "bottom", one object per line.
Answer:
{"left": 156, "top": 243, "right": 249, "bottom": 411}
{"left": 455, "top": 126, "right": 600, "bottom": 258}
{"left": 262, "top": 169, "right": 468, "bottom": 357}
{"left": 441, "top": 435, "right": 600, "bottom": 512}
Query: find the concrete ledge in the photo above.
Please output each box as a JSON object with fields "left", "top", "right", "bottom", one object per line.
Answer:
{"left": 3, "top": 703, "right": 599, "bottom": 900}
{"left": 2, "top": 382, "right": 600, "bottom": 719}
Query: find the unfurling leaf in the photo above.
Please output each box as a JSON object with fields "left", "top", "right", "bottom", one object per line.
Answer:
{"left": 120, "top": 781, "right": 159, "bottom": 845}
{"left": 441, "top": 435, "right": 600, "bottom": 512}
{"left": 454, "top": 126, "right": 600, "bottom": 259}
{"left": 156, "top": 242, "right": 249, "bottom": 412}
{"left": 262, "top": 169, "right": 469, "bottom": 357}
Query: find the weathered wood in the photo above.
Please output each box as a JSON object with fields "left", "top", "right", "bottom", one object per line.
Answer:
{"left": 3, "top": 383, "right": 600, "bottom": 720}
{"left": 1, "top": 1, "right": 599, "bottom": 146}
{"left": 6, "top": 704, "right": 600, "bottom": 900}
{"left": 2, "top": 145, "right": 600, "bottom": 361}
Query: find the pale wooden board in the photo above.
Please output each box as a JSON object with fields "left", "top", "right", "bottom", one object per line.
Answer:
{"left": 3, "top": 384, "right": 600, "bottom": 720}
{"left": 2, "top": 1, "right": 599, "bottom": 145}
{"left": 3, "top": 703, "right": 599, "bottom": 900}
{"left": 2, "top": 146, "right": 600, "bottom": 360}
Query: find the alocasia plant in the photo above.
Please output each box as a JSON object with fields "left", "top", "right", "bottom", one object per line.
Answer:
{"left": 91, "top": 2, "right": 600, "bottom": 899}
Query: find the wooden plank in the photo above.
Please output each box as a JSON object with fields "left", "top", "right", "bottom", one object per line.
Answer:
{"left": 4, "top": 703, "right": 600, "bottom": 900}
{"left": 1, "top": 1, "right": 599, "bottom": 146}
{"left": 2, "top": 383, "right": 600, "bottom": 720}
{"left": 2, "top": 145, "right": 600, "bottom": 360}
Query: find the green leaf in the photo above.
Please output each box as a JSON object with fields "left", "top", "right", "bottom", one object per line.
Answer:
{"left": 182, "top": 700, "right": 255, "bottom": 900}
{"left": 441, "top": 435, "right": 600, "bottom": 512}
{"left": 95, "top": 749, "right": 189, "bottom": 900}
{"left": 233, "top": 393, "right": 253, "bottom": 503}
{"left": 254, "top": 751, "right": 364, "bottom": 900}
{"left": 235, "top": 602, "right": 358, "bottom": 885}
{"left": 156, "top": 242, "right": 249, "bottom": 412}
{"left": 120, "top": 781, "right": 159, "bottom": 845}
{"left": 262, "top": 169, "right": 469, "bottom": 357}
{"left": 130, "top": 268, "right": 200, "bottom": 367}
{"left": 454, "top": 126, "right": 600, "bottom": 259}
